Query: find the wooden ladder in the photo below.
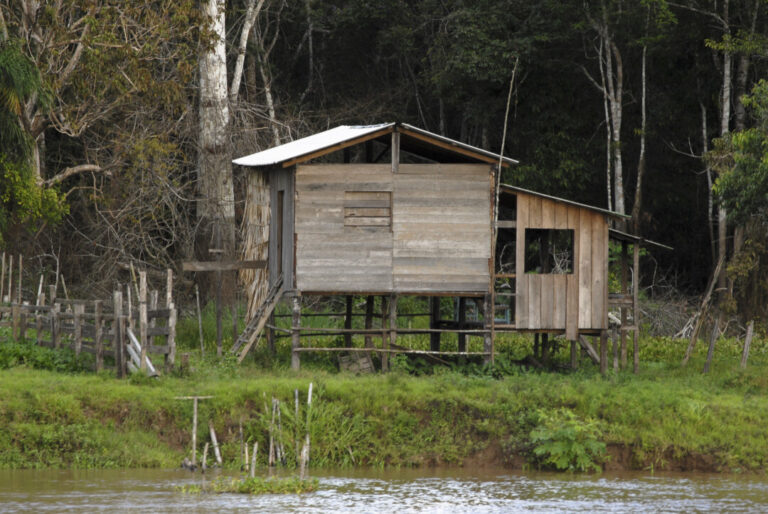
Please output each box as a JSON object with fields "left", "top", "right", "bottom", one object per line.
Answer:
{"left": 231, "top": 276, "right": 284, "bottom": 363}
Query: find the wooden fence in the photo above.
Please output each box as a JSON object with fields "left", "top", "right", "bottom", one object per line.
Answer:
{"left": 0, "top": 263, "right": 176, "bottom": 377}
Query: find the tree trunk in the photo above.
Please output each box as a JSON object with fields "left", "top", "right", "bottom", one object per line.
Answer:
{"left": 198, "top": 0, "right": 236, "bottom": 294}
{"left": 631, "top": 44, "right": 647, "bottom": 234}
{"left": 717, "top": 0, "right": 731, "bottom": 301}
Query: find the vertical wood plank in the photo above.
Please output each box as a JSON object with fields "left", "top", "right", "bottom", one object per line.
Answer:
{"left": 528, "top": 274, "right": 541, "bottom": 329}
{"left": 74, "top": 303, "right": 84, "bottom": 355}
{"left": 541, "top": 198, "right": 555, "bottom": 228}
{"left": 578, "top": 210, "right": 592, "bottom": 328}
{"left": 484, "top": 293, "right": 493, "bottom": 363}
{"left": 113, "top": 290, "right": 124, "bottom": 378}
{"left": 167, "top": 304, "right": 176, "bottom": 372}
{"left": 36, "top": 293, "right": 45, "bottom": 346}
{"left": 291, "top": 296, "right": 301, "bottom": 370}
{"left": 591, "top": 215, "right": 606, "bottom": 329}
{"left": 600, "top": 330, "right": 608, "bottom": 375}
{"left": 540, "top": 276, "right": 554, "bottom": 329}
{"left": 633, "top": 242, "right": 640, "bottom": 374}
{"left": 50, "top": 285, "right": 59, "bottom": 349}
{"left": 429, "top": 296, "right": 441, "bottom": 351}
{"left": 387, "top": 294, "right": 397, "bottom": 372}
{"left": 344, "top": 296, "right": 353, "bottom": 347}
{"left": 553, "top": 274, "right": 567, "bottom": 328}
{"left": 566, "top": 206, "right": 579, "bottom": 340}
{"left": 365, "top": 296, "right": 375, "bottom": 349}
{"left": 528, "top": 196, "right": 542, "bottom": 228}
{"left": 515, "top": 194, "right": 529, "bottom": 328}
{"left": 554, "top": 202, "right": 568, "bottom": 230}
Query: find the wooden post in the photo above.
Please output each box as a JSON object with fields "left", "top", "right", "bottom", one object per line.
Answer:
{"left": 391, "top": 130, "right": 400, "bottom": 174}
{"left": 7, "top": 254, "right": 12, "bottom": 303}
{"left": 364, "top": 296, "right": 374, "bottom": 350}
{"left": 209, "top": 420, "right": 223, "bottom": 466}
{"left": 0, "top": 251, "right": 5, "bottom": 302}
{"left": 703, "top": 316, "right": 720, "bottom": 374}
{"left": 344, "top": 295, "right": 353, "bottom": 347}
{"left": 741, "top": 321, "right": 754, "bottom": 369}
{"left": 599, "top": 331, "right": 608, "bottom": 375}
{"left": 19, "top": 302, "right": 27, "bottom": 341}
{"left": 18, "top": 254, "right": 22, "bottom": 303}
{"left": 385, "top": 294, "right": 396, "bottom": 372}
{"left": 612, "top": 327, "right": 619, "bottom": 373}
{"left": 429, "top": 297, "right": 441, "bottom": 352}
{"left": 94, "top": 300, "right": 104, "bottom": 372}
{"left": 201, "top": 442, "right": 209, "bottom": 472}
{"left": 632, "top": 242, "right": 640, "bottom": 374}
{"left": 166, "top": 269, "right": 173, "bottom": 308}
{"left": 483, "top": 294, "right": 493, "bottom": 364}
{"left": 139, "top": 271, "right": 148, "bottom": 371}
{"left": 620, "top": 241, "right": 628, "bottom": 368}
{"left": 73, "top": 303, "right": 84, "bottom": 355}
{"left": 195, "top": 284, "right": 204, "bottom": 355}
{"left": 267, "top": 313, "right": 276, "bottom": 354}
{"left": 299, "top": 382, "right": 313, "bottom": 480}
{"left": 570, "top": 340, "right": 578, "bottom": 369}
{"left": 291, "top": 296, "right": 301, "bottom": 370}
{"left": 167, "top": 303, "right": 177, "bottom": 372}
{"left": 250, "top": 442, "right": 258, "bottom": 478}
{"left": 11, "top": 303, "right": 20, "bottom": 341}
{"left": 126, "top": 284, "right": 133, "bottom": 332}
{"left": 51, "top": 285, "right": 60, "bottom": 349}
{"left": 541, "top": 333, "right": 550, "bottom": 364}
{"left": 149, "top": 290, "right": 158, "bottom": 348}
{"left": 113, "top": 290, "right": 124, "bottom": 378}
{"left": 533, "top": 333, "right": 540, "bottom": 360}
{"left": 174, "top": 396, "right": 214, "bottom": 469}
{"left": 457, "top": 297, "right": 467, "bottom": 363}
{"left": 380, "top": 296, "right": 388, "bottom": 369}
{"left": 36, "top": 293, "right": 45, "bottom": 346}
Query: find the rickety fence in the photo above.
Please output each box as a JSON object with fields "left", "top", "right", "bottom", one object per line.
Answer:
{"left": 0, "top": 255, "right": 176, "bottom": 377}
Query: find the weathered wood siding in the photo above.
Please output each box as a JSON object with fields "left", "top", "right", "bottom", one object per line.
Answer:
{"left": 393, "top": 164, "right": 491, "bottom": 292}
{"left": 514, "top": 193, "right": 608, "bottom": 331}
{"left": 294, "top": 163, "right": 491, "bottom": 293}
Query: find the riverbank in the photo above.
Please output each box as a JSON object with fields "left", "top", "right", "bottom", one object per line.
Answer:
{"left": 1, "top": 334, "right": 767, "bottom": 473}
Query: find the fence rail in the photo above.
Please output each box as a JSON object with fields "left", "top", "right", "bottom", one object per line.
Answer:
{"left": 0, "top": 260, "right": 176, "bottom": 378}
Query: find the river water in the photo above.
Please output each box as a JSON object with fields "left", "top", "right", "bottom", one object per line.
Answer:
{"left": 1, "top": 467, "right": 768, "bottom": 512}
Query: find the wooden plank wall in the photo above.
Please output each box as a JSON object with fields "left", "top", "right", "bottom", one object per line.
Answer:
{"left": 293, "top": 163, "right": 491, "bottom": 294}
{"left": 393, "top": 164, "right": 490, "bottom": 293}
{"left": 515, "top": 193, "right": 608, "bottom": 331}
{"left": 295, "top": 164, "right": 393, "bottom": 292}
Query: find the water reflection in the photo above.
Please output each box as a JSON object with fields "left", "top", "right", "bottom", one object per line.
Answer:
{"left": 1, "top": 467, "right": 767, "bottom": 512}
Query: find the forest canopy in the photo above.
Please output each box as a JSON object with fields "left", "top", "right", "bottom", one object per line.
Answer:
{"left": 0, "top": 0, "right": 767, "bottom": 320}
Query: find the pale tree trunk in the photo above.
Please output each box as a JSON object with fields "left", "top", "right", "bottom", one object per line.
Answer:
{"left": 597, "top": 38, "right": 612, "bottom": 212}
{"left": 631, "top": 13, "right": 649, "bottom": 235}
{"left": 607, "top": 40, "right": 625, "bottom": 217}
{"left": 717, "top": 0, "right": 731, "bottom": 298}
{"left": 700, "top": 102, "right": 716, "bottom": 264}
{"left": 198, "top": 0, "right": 236, "bottom": 265}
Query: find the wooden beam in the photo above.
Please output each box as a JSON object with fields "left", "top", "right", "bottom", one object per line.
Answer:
{"left": 182, "top": 260, "right": 266, "bottom": 272}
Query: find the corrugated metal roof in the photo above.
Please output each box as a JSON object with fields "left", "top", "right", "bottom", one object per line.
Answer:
{"left": 232, "top": 122, "right": 518, "bottom": 167}
{"left": 233, "top": 123, "right": 395, "bottom": 166}
{"left": 499, "top": 184, "right": 630, "bottom": 220}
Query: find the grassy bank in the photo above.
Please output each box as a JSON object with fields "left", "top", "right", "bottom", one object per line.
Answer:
{"left": 1, "top": 327, "right": 767, "bottom": 473}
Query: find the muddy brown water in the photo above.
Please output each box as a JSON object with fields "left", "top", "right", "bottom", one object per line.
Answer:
{"left": 1, "top": 467, "right": 768, "bottom": 512}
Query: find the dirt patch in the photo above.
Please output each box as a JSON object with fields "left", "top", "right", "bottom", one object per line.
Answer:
{"left": 605, "top": 443, "right": 723, "bottom": 472}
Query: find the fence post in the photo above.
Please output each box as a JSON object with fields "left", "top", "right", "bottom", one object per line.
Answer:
{"left": 19, "top": 302, "right": 28, "bottom": 341}
{"left": 113, "top": 290, "right": 124, "bottom": 378}
{"left": 36, "top": 293, "right": 45, "bottom": 346}
{"left": 166, "top": 303, "right": 176, "bottom": 372}
{"left": 11, "top": 303, "right": 20, "bottom": 341}
{"left": 73, "top": 303, "right": 84, "bottom": 356}
{"left": 139, "top": 272, "right": 148, "bottom": 371}
{"left": 95, "top": 300, "right": 103, "bottom": 372}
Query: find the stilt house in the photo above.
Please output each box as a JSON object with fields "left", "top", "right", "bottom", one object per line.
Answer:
{"left": 232, "top": 122, "right": 653, "bottom": 371}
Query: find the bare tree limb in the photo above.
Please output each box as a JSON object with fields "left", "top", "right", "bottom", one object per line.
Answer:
{"left": 230, "top": 0, "right": 266, "bottom": 106}
{"left": 44, "top": 164, "right": 105, "bottom": 187}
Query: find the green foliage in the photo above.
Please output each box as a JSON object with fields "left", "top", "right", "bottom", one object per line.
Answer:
{"left": 205, "top": 476, "right": 319, "bottom": 495}
{"left": 530, "top": 408, "right": 607, "bottom": 472}
{"left": 0, "top": 339, "right": 91, "bottom": 373}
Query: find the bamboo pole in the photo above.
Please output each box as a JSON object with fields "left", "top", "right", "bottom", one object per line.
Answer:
{"left": 202, "top": 442, "right": 209, "bottom": 472}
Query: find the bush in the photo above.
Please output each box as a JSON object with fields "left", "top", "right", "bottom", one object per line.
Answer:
{"left": 529, "top": 408, "right": 607, "bottom": 472}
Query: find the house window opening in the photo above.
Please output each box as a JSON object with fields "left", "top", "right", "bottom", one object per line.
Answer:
{"left": 344, "top": 191, "right": 391, "bottom": 227}
{"left": 524, "top": 229, "right": 574, "bottom": 274}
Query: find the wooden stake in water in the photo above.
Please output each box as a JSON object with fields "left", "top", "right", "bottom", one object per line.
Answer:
{"left": 202, "top": 442, "right": 209, "bottom": 472}
{"left": 209, "top": 420, "right": 222, "bottom": 466}
{"left": 300, "top": 382, "right": 313, "bottom": 480}
{"left": 175, "top": 396, "right": 213, "bottom": 470}
{"left": 250, "top": 442, "right": 258, "bottom": 479}
{"left": 294, "top": 389, "right": 300, "bottom": 465}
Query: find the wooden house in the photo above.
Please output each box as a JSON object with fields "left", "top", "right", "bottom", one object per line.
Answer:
{"left": 232, "top": 122, "right": 652, "bottom": 372}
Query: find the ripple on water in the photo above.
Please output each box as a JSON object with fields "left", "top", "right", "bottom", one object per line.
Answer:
{"left": 1, "top": 468, "right": 768, "bottom": 513}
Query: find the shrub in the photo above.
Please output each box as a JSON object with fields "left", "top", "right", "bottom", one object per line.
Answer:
{"left": 529, "top": 408, "right": 607, "bottom": 472}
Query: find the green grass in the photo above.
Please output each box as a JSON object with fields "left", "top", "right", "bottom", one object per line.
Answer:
{"left": 2, "top": 303, "right": 768, "bottom": 473}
